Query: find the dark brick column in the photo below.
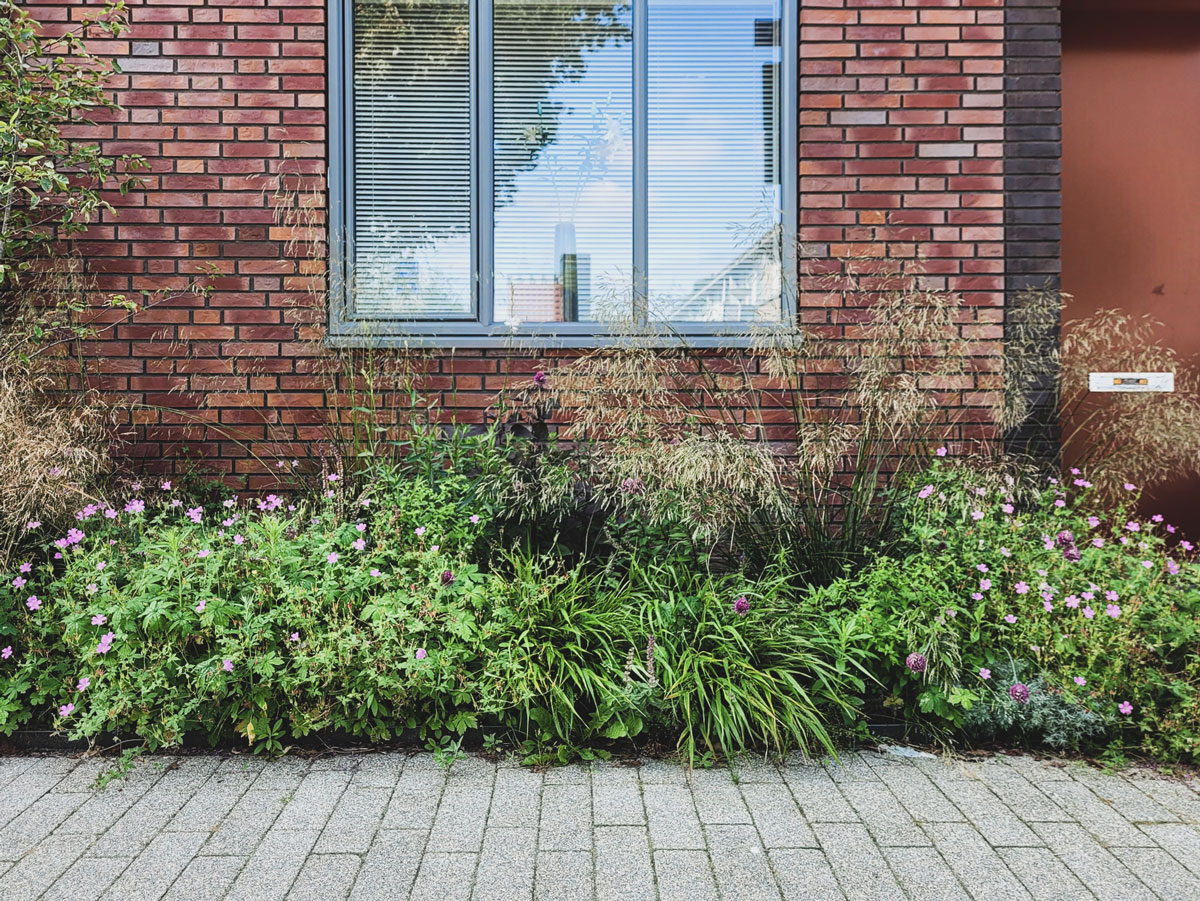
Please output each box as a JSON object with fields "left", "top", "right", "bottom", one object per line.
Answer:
{"left": 1004, "top": 0, "right": 1062, "bottom": 458}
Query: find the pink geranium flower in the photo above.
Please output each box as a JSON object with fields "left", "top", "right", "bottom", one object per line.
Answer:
{"left": 1118, "top": 701, "right": 1133, "bottom": 715}
{"left": 1014, "top": 582, "right": 1029, "bottom": 595}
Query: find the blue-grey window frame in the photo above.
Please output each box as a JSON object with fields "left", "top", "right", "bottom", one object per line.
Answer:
{"left": 327, "top": 0, "right": 798, "bottom": 347}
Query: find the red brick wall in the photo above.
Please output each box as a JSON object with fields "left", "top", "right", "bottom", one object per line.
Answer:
{"left": 28, "top": 0, "right": 1012, "bottom": 487}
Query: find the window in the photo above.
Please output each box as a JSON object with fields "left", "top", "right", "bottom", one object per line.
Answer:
{"left": 329, "top": 0, "right": 796, "bottom": 344}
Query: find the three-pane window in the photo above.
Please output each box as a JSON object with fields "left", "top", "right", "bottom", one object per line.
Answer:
{"left": 330, "top": 0, "right": 796, "bottom": 344}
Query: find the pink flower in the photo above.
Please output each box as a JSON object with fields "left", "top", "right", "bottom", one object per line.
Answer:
{"left": 1004, "top": 614, "right": 1017, "bottom": 624}
{"left": 369, "top": 569, "right": 382, "bottom": 578}
{"left": 124, "top": 499, "right": 145, "bottom": 514}
{"left": 327, "top": 473, "right": 339, "bottom": 482}
{"left": 1092, "top": 538, "right": 1103, "bottom": 548}
{"left": 290, "top": 632, "right": 300, "bottom": 642}
{"left": 58, "top": 704, "right": 74, "bottom": 717}
{"left": 1014, "top": 582, "right": 1029, "bottom": 595}
{"left": 96, "top": 631, "right": 114, "bottom": 654}
{"left": 1105, "top": 590, "right": 1119, "bottom": 601}
{"left": 233, "top": 534, "right": 244, "bottom": 545}
{"left": 104, "top": 508, "right": 117, "bottom": 519}
{"left": 91, "top": 614, "right": 106, "bottom": 625}
{"left": 1000, "top": 547, "right": 1011, "bottom": 557}
{"left": 1141, "top": 560, "right": 1153, "bottom": 569}
{"left": 976, "top": 563, "right": 989, "bottom": 573}
{"left": 1054, "top": 499, "right": 1066, "bottom": 508}
{"left": 1, "top": 646, "right": 11, "bottom": 659}
{"left": 1106, "top": 604, "right": 1121, "bottom": 619}
{"left": 26, "top": 596, "right": 40, "bottom": 611}
{"left": 195, "top": 598, "right": 207, "bottom": 613}
{"left": 26, "top": 521, "right": 40, "bottom": 529}
{"left": 1167, "top": 559, "right": 1180, "bottom": 575}
{"left": 1124, "top": 483, "right": 1137, "bottom": 492}
{"left": 415, "top": 648, "right": 427, "bottom": 660}
{"left": 935, "top": 446, "right": 947, "bottom": 457}
{"left": 222, "top": 658, "right": 233, "bottom": 673}
{"left": 1001, "top": 503, "right": 1014, "bottom": 514}
{"left": 414, "top": 526, "right": 426, "bottom": 537}
{"left": 1083, "top": 606, "right": 1095, "bottom": 619}
{"left": 971, "top": 592, "right": 983, "bottom": 601}
{"left": 355, "top": 522, "right": 367, "bottom": 532}
{"left": 353, "top": 538, "right": 366, "bottom": 551}
{"left": 469, "top": 514, "right": 480, "bottom": 524}
{"left": 327, "top": 552, "right": 339, "bottom": 564}
{"left": 980, "top": 579, "right": 991, "bottom": 591}
{"left": 1087, "top": 516, "right": 1100, "bottom": 528}
{"left": 96, "top": 561, "right": 106, "bottom": 571}
{"left": 78, "top": 677, "right": 90, "bottom": 691}
{"left": 1065, "top": 595, "right": 1079, "bottom": 609}
{"left": 979, "top": 667, "right": 991, "bottom": 680}
{"left": 198, "top": 549, "right": 210, "bottom": 559}
{"left": 1118, "top": 701, "right": 1133, "bottom": 715}
{"left": 918, "top": 485, "right": 934, "bottom": 499}
{"left": 1073, "top": 676, "right": 1086, "bottom": 686}
{"left": 1126, "top": 521, "right": 1140, "bottom": 532}
{"left": 971, "top": 510, "right": 984, "bottom": 521}
{"left": 1183, "top": 541, "right": 1195, "bottom": 552}
{"left": 1043, "top": 599, "right": 1053, "bottom": 612}
{"left": 18, "top": 562, "right": 31, "bottom": 574}
{"left": 161, "top": 481, "right": 172, "bottom": 491}
{"left": 1152, "top": 514, "right": 1164, "bottom": 523}
{"left": 86, "top": 583, "right": 98, "bottom": 595}
{"left": 11, "top": 576, "right": 25, "bottom": 589}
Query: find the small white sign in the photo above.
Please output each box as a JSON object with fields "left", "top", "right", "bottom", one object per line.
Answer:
{"left": 1088, "top": 372, "right": 1175, "bottom": 393}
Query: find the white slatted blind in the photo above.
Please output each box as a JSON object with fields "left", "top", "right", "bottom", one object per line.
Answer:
{"left": 492, "top": 0, "right": 633, "bottom": 326}
{"left": 352, "top": 0, "right": 474, "bottom": 319}
{"left": 646, "top": 0, "right": 782, "bottom": 324}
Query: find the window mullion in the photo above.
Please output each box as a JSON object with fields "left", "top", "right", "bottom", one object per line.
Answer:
{"left": 476, "top": 0, "right": 495, "bottom": 327}
{"left": 633, "top": 0, "right": 648, "bottom": 325}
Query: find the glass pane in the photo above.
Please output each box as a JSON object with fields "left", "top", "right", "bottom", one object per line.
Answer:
{"left": 352, "top": 0, "right": 473, "bottom": 319}
{"left": 493, "top": 0, "right": 633, "bottom": 327}
{"left": 647, "top": 0, "right": 783, "bottom": 324}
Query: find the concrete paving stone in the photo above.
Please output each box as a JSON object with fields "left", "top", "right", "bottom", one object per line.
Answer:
{"left": 705, "top": 824, "right": 781, "bottom": 901}
{"left": 428, "top": 781, "right": 494, "bottom": 852}
{"left": 636, "top": 759, "right": 690, "bottom": 785}
{"left": 23, "top": 756, "right": 82, "bottom": 777}
{"left": 922, "top": 822, "right": 1031, "bottom": 901}
{"left": 349, "top": 754, "right": 404, "bottom": 788}
{"left": 1128, "top": 777, "right": 1200, "bottom": 824}
{"left": 997, "top": 847, "right": 1093, "bottom": 901}
{"left": 930, "top": 776, "right": 1043, "bottom": 846}
{"left": 537, "top": 783, "right": 591, "bottom": 852}
{"left": 882, "top": 846, "right": 970, "bottom": 901}
{"left": 313, "top": 785, "right": 391, "bottom": 854}
{"left": 1031, "top": 822, "right": 1151, "bottom": 901}
{"left": 913, "top": 756, "right": 983, "bottom": 782}
{"left": 0, "top": 757, "right": 32, "bottom": 790}
{"left": 1139, "top": 822, "right": 1200, "bottom": 878}
{"left": 472, "top": 826, "right": 537, "bottom": 901}
{"left": 89, "top": 788, "right": 191, "bottom": 857}
{"left": 730, "top": 754, "right": 785, "bottom": 783}
{"left": 410, "top": 851, "right": 478, "bottom": 901}
{"left": 285, "top": 853, "right": 362, "bottom": 901}
{"left": 1040, "top": 780, "right": 1157, "bottom": 847}
{"left": 41, "top": 854, "right": 133, "bottom": 901}
{"left": 838, "top": 781, "right": 930, "bottom": 847}
{"left": 739, "top": 782, "right": 818, "bottom": 849}
{"left": 273, "top": 772, "right": 351, "bottom": 832}
{"left": 224, "top": 827, "right": 320, "bottom": 901}
{"left": 779, "top": 765, "right": 858, "bottom": 823}
{"left": 380, "top": 766, "right": 446, "bottom": 830}
{"left": 534, "top": 850, "right": 593, "bottom": 901}
{"left": 593, "top": 825, "right": 655, "bottom": 901}
{"left": 768, "top": 848, "right": 843, "bottom": 901}
{"left": 653, "top": 849, "right": 717, "bottom": 901}
{"left": 199, "top": 788, "right": 287, "bottom": 857}
{"left": 160, "top": 854, "right": 247, "bottom": 901}
{"left": 0, "top": 831, "right": 87, "bottom": 901}
{"left": 1068, "top": 769, "right": 1180, "bottom": 824}
{"left": 688, "top": 767, "right": 753, "bottom": 825}
{"left": 56, "top": 775, "right": 157, "bottom": 836}
{"left": 0, "top": 791, "right": 89, "bottom": 861}
{"left": 1000, "top": 755, "right": 1076, "bottom": 782}
{"left": 591, "top": 766, "right": 644, "bottom": 827}
{"left": 348, "top": 829, "right": 426, "bottom": 901}
{"left": 487, "top": 766, "right": 543, "bottom": 829}
{"left": 542, "top": 763, "right": 592, "bottom": 785}
{"left": 1111, "top": 846, "right": 1200, "bottom": 901}
{"left": 643, "top": 783, "right": 705, "bottom": 851}
{"left": 0, "top": 771, "right": 69, "bottom": 831}
{"left": 250, "top": 757, "right": 311, "bottom": 792}
{"left": 308, "top": 756, "right": 363, "bottom": 774}
{"left": 99, "top": 830, "right": 208, "bottom": 901}
{"left": 971, "top": 760, "right": 1072, "bottom": 822}
{"left": 213, "top": 755, "right": 267, "bottom": 782}
{"left": 165, "top": 770, "right": 252, "bottom": 833}
{"left": 52, "top": 758, "right": 110, "bottom": 793}
{"left": 154, "top": 756, "right": 222, "bottom": 793}
{"left": 822, "top": 754, "right": 881, "bottom": 784}
{"left": 447, "top": 754, "right": 498, "bottom": 783}
{"left": 868, "top": 762, "right": 966, "bottom": 823}
{"left": 813, "top": 822, "right": 905, "bottom": 900}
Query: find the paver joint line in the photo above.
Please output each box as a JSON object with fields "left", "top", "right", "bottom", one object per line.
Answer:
{"left": 2, "top": 750, "right": 1197, "bottom": 900}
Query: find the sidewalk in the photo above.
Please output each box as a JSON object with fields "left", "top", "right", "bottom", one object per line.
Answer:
{"left": 1, "top": 747, "right": 1198, "bottom": 900}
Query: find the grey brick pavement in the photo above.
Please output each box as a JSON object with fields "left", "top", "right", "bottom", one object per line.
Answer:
{"left": 0, "top": 748, "right": 1197, "bottom": 900}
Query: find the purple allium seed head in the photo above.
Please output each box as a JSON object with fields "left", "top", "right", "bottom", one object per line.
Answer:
{"left": 905, "top": 653, "right": 927, "bottom": 674}
{"left": 1009, "top": 683, "right": 1030, "bottom": 704}
{"left": 1055, "top": 530, "right": 1075, "bottom": 548}
{"left": 441, "top": 569, "right": 455, "bottom": 586}
{"left": 533, "top": 370, "right": 548, "bottom": 386}
{"left": 1063, "top": 545, "right": 1082, "bottom": 562}
{"left": 733, "top": 596, "right": 750, "bottom": 616}
{"left": 620, "top": 477, "right": 646, "bottom": 496}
